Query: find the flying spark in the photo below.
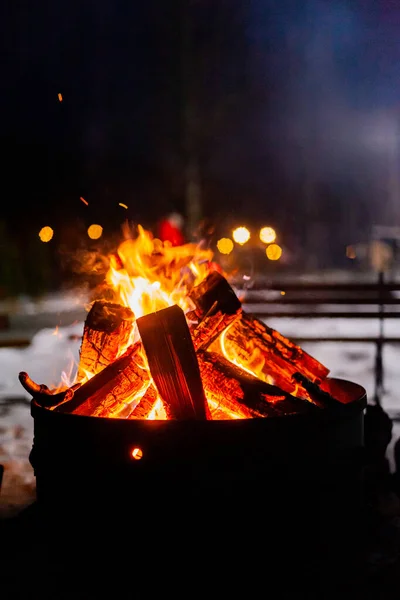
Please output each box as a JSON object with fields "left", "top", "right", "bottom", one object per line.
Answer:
{"left": 58, "top": 93, "right": 63, "bottom": 102}
{"left": 80, "top": 197, "right": 89, "bottom": 206}
{"left": 119, "top": 203, "right": 128, "bottom": 209}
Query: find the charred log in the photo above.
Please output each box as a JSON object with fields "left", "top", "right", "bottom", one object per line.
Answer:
{"left": 189, "top": 271, "right": 241, "bottom": 318}
{"left": 137, "top": 305, "right": 210, "bottom": 420}
{"left": 218, "top": 313, "right": 329, "bottom": 395}
{"left": 54, "top": 343, "right": 150, "bottom": 417}
{"left": 18, "top": 372, "right": 81, "bottom": 408}
{"left": 189, "top": 273, "right": 328, "bottom": 391}
{"left": 292, "top": 372, "right": 344, "bottom": 412}
{"left": 77, "top": 301, "right": 134, "bottom": 382}
{"left": 198, "top": 352, "right": 317, "bottom": 418}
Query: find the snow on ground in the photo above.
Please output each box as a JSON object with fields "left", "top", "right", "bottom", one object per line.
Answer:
{"left": 1, "top": 307, "right": 400, "bottom": 517}
{"left": 0, "top": 322, "right": 83, "bottom": 516}
{"left": 0, "top": 289, "right": 89, "bottom": 316}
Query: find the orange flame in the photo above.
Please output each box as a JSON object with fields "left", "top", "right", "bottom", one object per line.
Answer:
{"left": 106, "top": 224, "right": 213, "bottom": 320}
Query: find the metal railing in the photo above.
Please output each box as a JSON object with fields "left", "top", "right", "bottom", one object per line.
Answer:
{"left": 237, "top": 275, "right": 400, "bottom": 407}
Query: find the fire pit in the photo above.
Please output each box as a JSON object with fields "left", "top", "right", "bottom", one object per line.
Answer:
{"left": 19, "top": 226, "right": 367, "bottom": 567}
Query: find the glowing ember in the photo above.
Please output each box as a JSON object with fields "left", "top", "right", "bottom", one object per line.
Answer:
{"left": 119, "top": 203, "right": 128, "bottom": 209}
{"left": 58, "top": 93, "right": 63, "bottom": 102}
{"left": 80, "top": 197, "right": 89, "bottom": 206}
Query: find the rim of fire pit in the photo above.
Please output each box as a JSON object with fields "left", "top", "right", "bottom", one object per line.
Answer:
{"left": 30, "top": 376, "right": 367, "bottom": 429}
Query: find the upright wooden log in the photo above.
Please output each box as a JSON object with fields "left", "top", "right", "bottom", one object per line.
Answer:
{"left": 54, "top": 343, "right": 150, "bottom": 416}
{"left": 77, "top": 301, "right": 135, "bottom": 381}
{"left": 137, "top": 305, "right": 210, "bottom": 420}
{"left": 198, "top": 352, "right": 317, "bottom": 418}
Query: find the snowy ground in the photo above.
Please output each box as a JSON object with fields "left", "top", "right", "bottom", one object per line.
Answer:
{"left": 1, "top": 288, "right": 400, "bottom": 517}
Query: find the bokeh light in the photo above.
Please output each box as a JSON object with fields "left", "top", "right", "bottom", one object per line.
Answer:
{"left": 217, "top": 237, "right": 234, "bottom": 255}
{"left": 266, "top": 243, "right": 282, "bottom": 261}
{"left": 38, "top": 226, "right": 54, "bottom": 243}
{"left": 87, "top": 224, "right": 103, "bottom": 240}
{"left": 232, "top": 226, "right": 250, "bottom": 245}
{"left": 259, "top": 226, "right": 276, "bottom": 244}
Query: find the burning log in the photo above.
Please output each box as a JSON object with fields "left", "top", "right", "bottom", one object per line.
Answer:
{"left": 292, "top": 372, "right": 344, "bottom": 412}
{"left": 198, "top": 352, "right": 317, "bottom": 418}
{"left": 189, "top": 271, "right": 242, "bottom": 351}
{"left": 127, "top": 385, "right": 173, "bottom": 420}
{"left": 76, "top": 301, "right": 135, "bottom": 382}
{"left": 54, "top": 342, "right": 150, "bottom": 417}
{"left": 18, "top": 372, "right": 81, "bottom": 408}
{"left": 219, "top": 314, "right": 331, "bottom": 395}
{"left": 137, "top": 305, "right": 210, "bottom": 420}
{"left": 190, "top": 272, "right": 329, "bottom": 394}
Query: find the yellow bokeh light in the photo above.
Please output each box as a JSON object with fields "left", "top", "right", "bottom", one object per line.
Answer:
{"left": 259, "top": 226, "right": 276, "bottom": 244}
{"left": 232, "top": 226, "right": 250, "bottom": 245}
{"left": 87, "top": 224, "right": 103, "bottom": 240}
{"left": 39, "top": 226, "right": 54, "bottom": 243}
{"left": 266, "top": 243, "right": 282, "bottom": 261}
{"left": 217, "top": 237, "right": 234, "bottom": 255}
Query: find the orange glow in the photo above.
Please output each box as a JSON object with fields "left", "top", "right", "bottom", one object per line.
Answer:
{"left": 51, "top": 223, "right": 317, "bottom": 421}
{"left": 119, "top": 203, "right": 128, "bottom": 209}
{"left": 88, "top": 224, "right": 103, "bottom": 240}
{"left": 105, "top": 224, "right": 212, "bottom": 320}
{"left": 217, "top": 237, "right": 234, "bottom": 255}
{"left": 259, "top": 226, "right": 276, "bottom": 244}
{"left": 80, "top": 197, "right": 89, "bottom": 206}
{"left": 39, "top": 226, "right": 54, "bottom": 242}
{"left": 58, "top": 93, "right": 63, "bottom": 102}
{"left": 131, "top": 447, "right": 143, "bottom": 460}
{"left": 232, "top": 227, "right": 250, "bottom": 245}
{"left": 146, "top": 397, "right": 168, "bottom": 420}
{"left": 266, "top": 244, "right": 282, "bottom": 261}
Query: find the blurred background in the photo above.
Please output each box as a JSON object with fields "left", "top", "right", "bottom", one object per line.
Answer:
{"left": 2, "top": 0, "right": 400, "bottom": 296}
{"left": 3, "top": 0, "right": 400, "bottom": 516}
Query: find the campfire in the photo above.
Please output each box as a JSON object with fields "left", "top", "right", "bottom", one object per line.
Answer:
{"left": 19, "top": 225, "right": 344, "bottom": 420}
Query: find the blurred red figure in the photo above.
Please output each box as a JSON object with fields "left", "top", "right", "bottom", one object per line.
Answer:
{"left": 158, "top": 213, "right": 185, "bottom": 246}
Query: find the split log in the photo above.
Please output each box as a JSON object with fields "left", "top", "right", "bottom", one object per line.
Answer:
{"left": 54, "top": 342, "right": 150, "bottom": 416}
{"left": 198, "top": 352, "right": 317, "bottom": 418}
{"left": 215, "top": 312, "right": 330, "bottom": 395}
{"left": 189, "top": 271, "right": 242, "bottom": 351}
{"left": 76, "top": 301, "right": 135, "bottom": 381}
{"left": 189, "top": 273, "right": 328, "bottom": 391}
{"left": 137, "top": 305, "right": 210, "bottom": 420}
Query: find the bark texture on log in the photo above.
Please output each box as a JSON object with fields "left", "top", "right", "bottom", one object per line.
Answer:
{"left": 218, "top": 312, "right": 329, "bottom": 395}
{"left": 198, "top": 352, "right": 316, "bottom": 418}
{"left": 77, "top": 301, "right": 134, "bottom": 381}
{"left": 189, "top": 271, "right": 241, "bottom": 319}
{"left": 54, "top": 343, "right": 149, "bottom": 417}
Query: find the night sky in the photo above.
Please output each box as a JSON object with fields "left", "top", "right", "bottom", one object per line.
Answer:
{"left": 2, "top": 1, "right": 400, "bottom": 241}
